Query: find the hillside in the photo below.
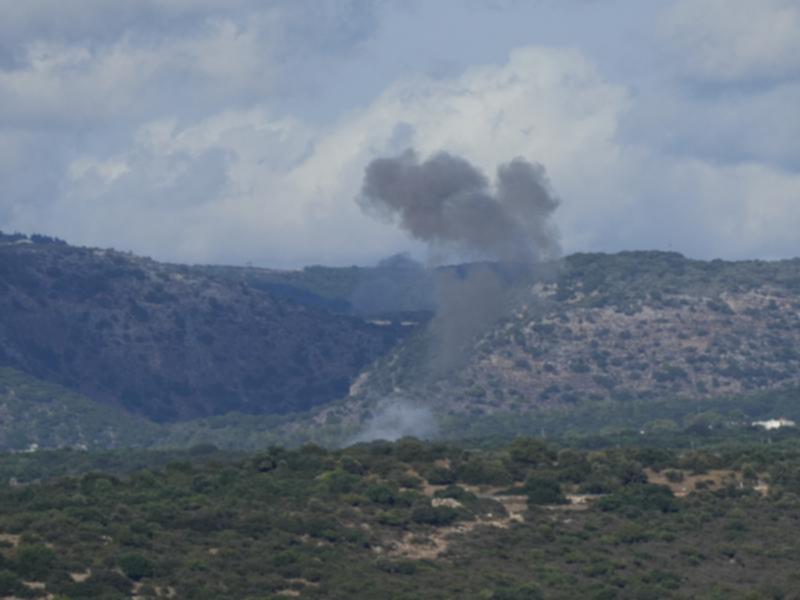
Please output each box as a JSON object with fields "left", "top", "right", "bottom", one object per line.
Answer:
{"left": 196, "top": 253, "right": 437, "bottom": 319}
{"left": 329, "top": 251, "right": 800, "bottom": 430}
{"left": 0, "top": 367, "right": 162, "bottom": 451}
{"left": 0, "top": 235, "right": 407, "bottom": 422}
{"left": 3, "top": 233, "right": 800, "bottom": 447}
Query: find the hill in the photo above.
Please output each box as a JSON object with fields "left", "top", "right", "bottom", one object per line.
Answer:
{"left": 3, "top": 232, "right": 800, "bottom": 447}
{"left": 322, "top": 251, "right": 800, "bottom": 434}
{"left": 0, "top": 234, "right": 407, "bottom": 422}
{"left": 0, "top": 367, "right": 162, "bottom": 451}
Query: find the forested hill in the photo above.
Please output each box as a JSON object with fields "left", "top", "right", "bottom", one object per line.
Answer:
{"left": 0, "top": 234, "right": 406, "bottom": 422}
{"left": 339, "top": 251, "right": 800, "bottom": 426}
{"left": 2, "top": 232, "right": 800, "bottom": 446}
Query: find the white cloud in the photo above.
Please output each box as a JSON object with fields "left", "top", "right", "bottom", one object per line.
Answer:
{"left": 660, "top": 0, "right": 800, "bottom": 83}
{"left": 620, "top": 81, "right": 800, "bottom": 170}
{"left": 287, "top": 44, "right": 800, "bottom": 262}
{"left": 2, "top": 3, "right": 799, "bottom": 267}
{"left": 0, "top": 20, "right": 274, "bottom": 127}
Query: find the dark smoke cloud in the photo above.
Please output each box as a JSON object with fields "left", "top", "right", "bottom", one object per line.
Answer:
{"left": 358, "top": 149, "right": 560, "bottom": 263}
{"left": 351, "top": 149, "right": 563, "bottom": 441}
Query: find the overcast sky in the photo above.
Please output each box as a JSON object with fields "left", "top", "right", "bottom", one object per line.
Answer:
{"left": 1, "top": 0, "right": 798, "bottom": 267}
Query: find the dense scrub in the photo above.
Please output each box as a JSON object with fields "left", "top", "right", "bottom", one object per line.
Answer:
{"left": 351, "top": 251, "right": 800, "bottom": 418}
{"left": 2, "top": 433, "right": 800, "bottom": 598}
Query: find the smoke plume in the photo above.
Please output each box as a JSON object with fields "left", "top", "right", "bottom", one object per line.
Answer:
{"left": 358, "top": 149, "right": 560, "bottom": 263}
{"left": 348, "top": 394, "right": 438, "bottom": 443}
{"left": 351, "top": 149, "right": 563, "bottom": 441}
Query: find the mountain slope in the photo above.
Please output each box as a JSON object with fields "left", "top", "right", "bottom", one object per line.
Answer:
{"left": 338, "top": 252, "right": 800, "bottom": 424}
{"left": 0, "top": 367, "right": 162, "bottom": 450}
{"left": 0, "top": 236, "right": 407, "bottom": 422}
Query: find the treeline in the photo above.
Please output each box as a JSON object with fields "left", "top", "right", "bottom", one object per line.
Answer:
{"left": 0, "top": 230, "right": 66, "bottom": 245}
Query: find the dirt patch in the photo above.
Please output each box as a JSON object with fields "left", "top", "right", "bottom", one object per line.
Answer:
{"left": 22, "top": 582, "right": 46, "bottom": 591}
{"left": 385, "top": 481, "right": 529, "bottom": 560}
{"left": 488, "top": 494, "right": 527, "bottom": 523}
{"left": 70, "top": 569, "right": 91, "bottom": 582}
{"left": 274, "top": 581, "right": 318, "bottom": 598}
{"left": 390, "top": 531, "right": 451, "bottom": 560}
{"left": 0, "top": 533, "right": 21, "bottom": 547}
{"left": 645, "top": 468, "right": 768, "bottom": 497}
{"left": 546, "top": 494, "right": 605, "bottom": 511}
{"left": 431, "top": 498, "right": 462, "bottom": 509}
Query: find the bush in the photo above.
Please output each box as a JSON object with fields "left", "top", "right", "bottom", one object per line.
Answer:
{"left": 426, "top": 466, "right": 456, "bottom": 485}
{"left": 0, "top": 570, "right": 25, "bottom": 596}
{"left": 523, "top": 476, "right": 567, "bottom": 505}
{"left": 377, "top": 510, "right": 408, "bottom": 527}
{"left": 366, "top": 484, "right": 397, "bottom": 506}
{"left": 664, "top": 470, "right": 684, "bottom": 483}
{"left": 456, "top": 458, "right": 512, "bottom": 486}
{"left": 509, "top": 438, "right": 556, "bottom": 467}
{"left": 14, "top": 544, "right": 57, "bottom": 579}
{"left": 118, "top": 553, "right": 155, "bottom": 580}
{"left": 598, "top": 484, "right": 678, "bottom": 515}
{"left": 410, "top": 504, "right": 459, "bottom": 526}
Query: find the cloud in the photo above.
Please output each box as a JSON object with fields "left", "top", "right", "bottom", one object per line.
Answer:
{"left": 659, "top": 0, "right": 800, "bottom": 83}
{"left": 0, "top": 1, "right": 378, "bottom": 66}
{"left": 2, "top": 3, "right": 799, "bottom": 267}
{"left": 0, "top": 21, "right": 274, "bottom": 128}
{"left": 620, "top": 82, "right": 800, "bottom": 170}
{"left": 0, "top": 1, "right": 386, "bottom": 265}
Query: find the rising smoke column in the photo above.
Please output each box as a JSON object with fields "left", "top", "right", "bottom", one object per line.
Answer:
{"left": 353, "top": 149, "right": 563, "bottom": 439}
{"left": 358, "top": 149, "right": 561, "bottom": 263}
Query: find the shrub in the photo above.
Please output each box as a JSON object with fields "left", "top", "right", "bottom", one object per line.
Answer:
{"left": 0, "top": 570, "right": 24, "bottom": 597}
{"left": 118, "top": 553, "right": 155, "bottom": 581}
{"left": 410, "top": 504, "right": 459, "bottom": 526}
{"left": 366, "top": 484, "right": 397, "bottom": 506}
{"left": 598, "top": 484, "right": 678, "bottom": 515}
{"left": 509, "top": 438, "right": 556, "bottom": 467}
{"left": 523, "top": 476, "right": 567, "bottom": 505}
{"left": 377, "top": 510, "right": 408, "bottom": 527}
{"left": 426, "top": 466, "right": 456, "bottom": 485}
{"left": 664, "top": 470, "right": 684, "bottom": 483}
{"left": 14, "top": 544, "right": 57, "bottom": 579}
{"left": 456, "top": 458, "right": 512, "bottom": 486}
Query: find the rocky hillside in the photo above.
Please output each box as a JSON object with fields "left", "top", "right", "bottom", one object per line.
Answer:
{"left": 0, "top": 234, "right": 406, "bottom": 422}
{"left": 3, "top": 232, "right": 799, "bottom": 446}
{"left": 340, "top": 251, "right": 800, "bottom": 422}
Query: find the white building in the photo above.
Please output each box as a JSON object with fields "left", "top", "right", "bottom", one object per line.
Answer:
{"left": 752, "top": 417, "right": 796, "bottom": 430}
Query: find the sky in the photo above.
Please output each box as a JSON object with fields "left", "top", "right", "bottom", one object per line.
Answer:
{"left": 0, "top": 0, "right": 798, "bottom": 268}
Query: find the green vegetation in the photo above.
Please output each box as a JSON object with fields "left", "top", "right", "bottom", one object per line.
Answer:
{"left": 0, "top": 239, "right": 404, "bottom": 423}
{"left": 3, "top": 361, "right": 800, "bottom": 453}
{"left": 0, "top": 368, "right": 162, "bottom": 451}
{"left": 2, "top": 432, "right": 800, "bottom": 598}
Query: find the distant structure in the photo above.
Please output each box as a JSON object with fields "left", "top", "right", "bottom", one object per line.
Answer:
{"left": 751, "top": 417, "right": 796, "bottom": 430}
